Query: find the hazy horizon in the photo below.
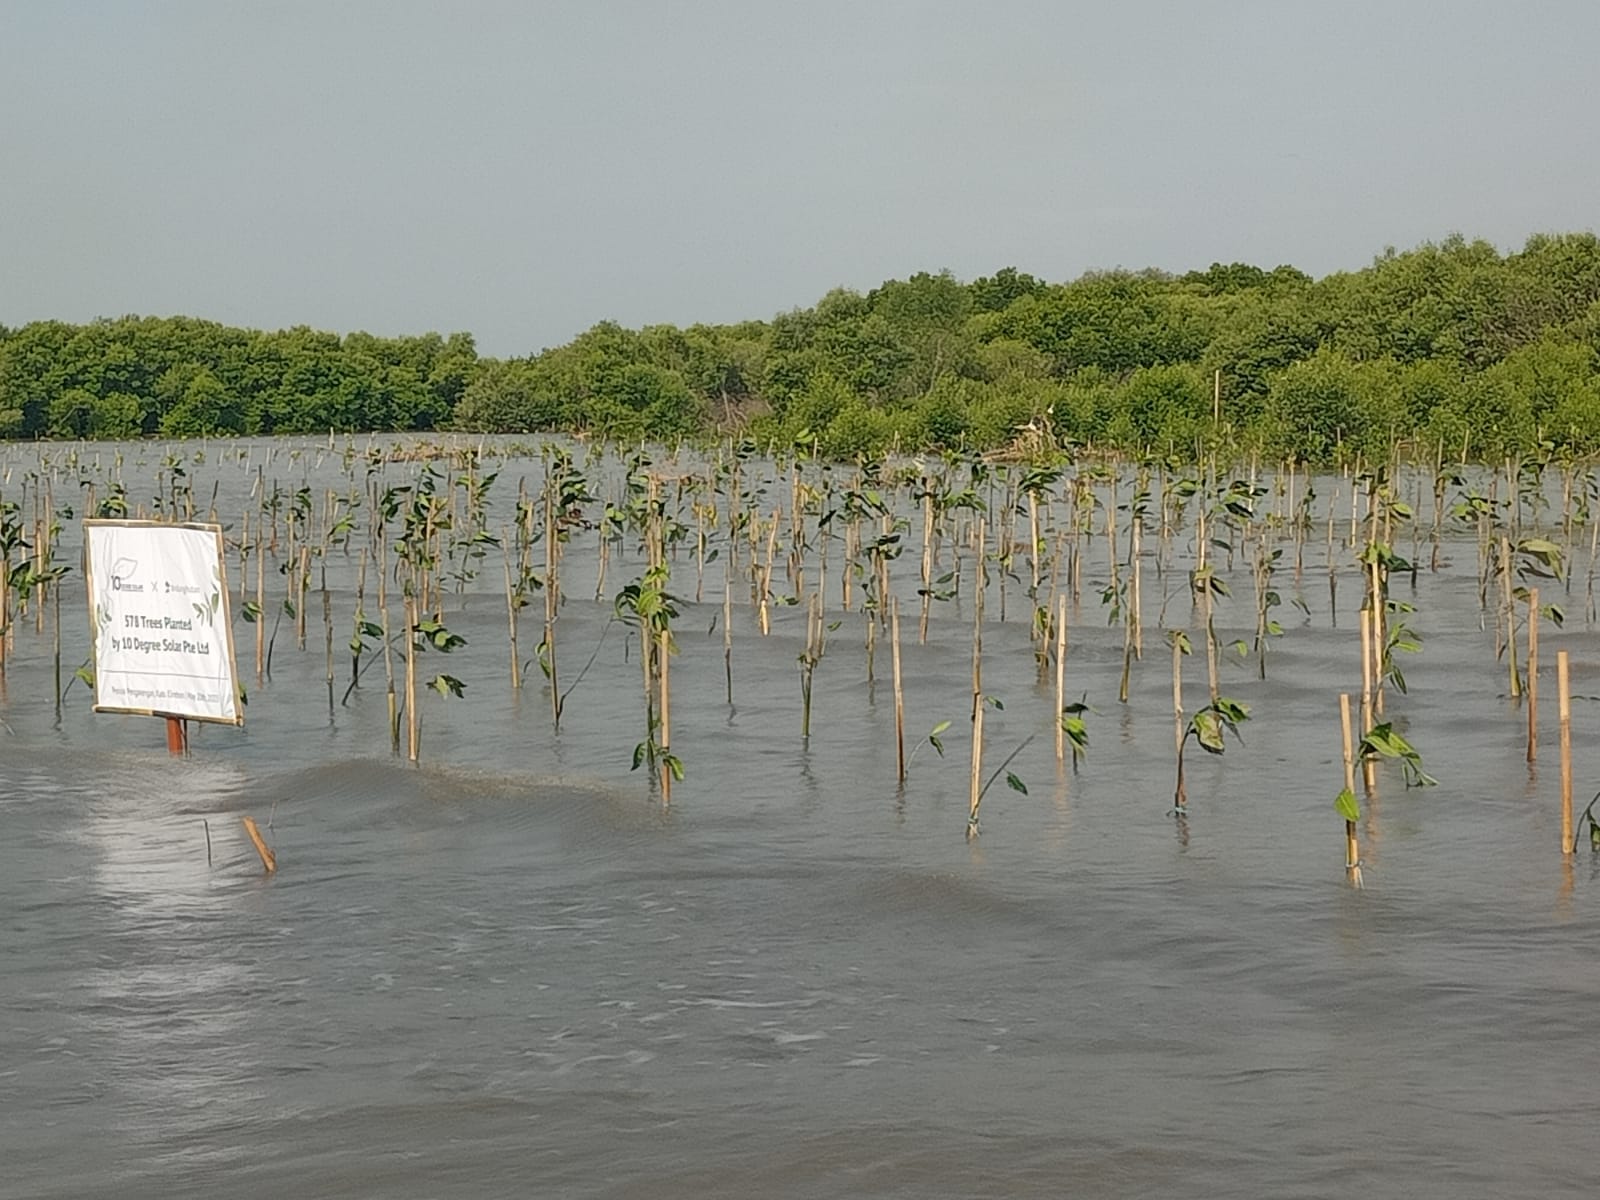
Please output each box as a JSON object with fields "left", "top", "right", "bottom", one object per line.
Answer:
{"left": 4, "top": 1, "right": 1597, "bottom": 357}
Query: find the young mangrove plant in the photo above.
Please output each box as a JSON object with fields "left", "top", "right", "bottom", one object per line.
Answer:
{"left": 615, "top": 560, "right": 684, "bottom": 797}
{"left": 1572, "top": 792, "right": 1600, "bottom": 853}
{"left": 1173, "top": 690, "right": 1250, "bottom": 814}
{"left": 402, "top": 604, "right": 467, "bottom": 763}
{"left": 965, "top": 731, "right": 1034, "bottom": 840}
{"left": 1357, "top": 722, "right": 1436, "bottom": 789}
{"left": 1059, "top": 697, "right": 1090, "bottom": 773}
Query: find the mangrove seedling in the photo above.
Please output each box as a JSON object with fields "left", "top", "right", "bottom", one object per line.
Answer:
{"left": 1059, "top": 698, "right": 1090, "bottom": 772}
{"left": 965, "top": 733, "right": 1035, "bottom": 839}
{"left": 1357, "top": 722, "right": 1436, "bottom": 788}
{"left": 1572, "top": 791, "right": 1600, "bottom": 853}
{"left": 1173, "top": 695, "right": 1250, "bottom": 814}
{"left": 1335, "top": 786, "right": 1364, "bottom": 888}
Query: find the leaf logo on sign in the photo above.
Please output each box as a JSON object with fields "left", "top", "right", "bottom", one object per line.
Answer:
{"left": 110, "top": 556, "right": 141, "bottom": 592}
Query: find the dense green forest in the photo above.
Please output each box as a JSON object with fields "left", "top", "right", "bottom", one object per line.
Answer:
{"left": 4, "top": 232, "right": 1600, "bottom": 462}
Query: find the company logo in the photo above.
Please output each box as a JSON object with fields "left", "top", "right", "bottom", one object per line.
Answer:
{"left": 110, "top": 556, "right": 144, "bottom": 593}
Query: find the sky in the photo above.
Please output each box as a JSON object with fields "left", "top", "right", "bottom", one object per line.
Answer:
{"left": 3, "top": 0, "right": 1598, "bottom": 357}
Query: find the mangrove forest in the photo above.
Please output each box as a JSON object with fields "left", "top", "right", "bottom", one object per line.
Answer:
{"left": 4, "top": 231, "right": 1600, "bottom": 463}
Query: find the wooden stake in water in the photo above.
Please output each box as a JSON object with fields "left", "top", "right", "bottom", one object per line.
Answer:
{"left": 967, "top": 520, "right": 986, "bottom": 838}
{"left": 1340, "top": 693, "right": 1362, "bottom": 887}
{"left": 1359, "top": 606, "right": 1376, "bottom": 793}
{"left": 891, "top": 597, "right": 906, "bottom": 784}
{"left": 1526, "top": 588, "right": 1540, "bottom": 763}
{"left": 1054, "top": 593, "right": 1068, "bottom": 768}
{"left": 659, "top": 627, "right": 672, "bottom": 804}
{"left": 545, "top": 486, "right": 562, "bottom": 731}
{"left": 254, "top": 530, "right": 266, "bottom": 682}
{"left": 1502, "top": 535, "right": 1522, "bottom": 699}
{"left": 502, "top": 536, "right": 521, "bottom": 691}
{"left": 723, "top": 560, "right": 734, "bottom": 705}
{"left": 1559, "top": 649, "right": 1573, "bottom": 853}
{"left": 404, "top": 594, "right": 419, "bottom": 763}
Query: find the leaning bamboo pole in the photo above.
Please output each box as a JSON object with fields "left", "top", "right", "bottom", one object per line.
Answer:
{"left": 242, "top": 816, "right": 278, "bottom": 874}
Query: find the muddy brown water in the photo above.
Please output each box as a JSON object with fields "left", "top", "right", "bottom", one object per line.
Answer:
{"left": 3, "top": 439, "right": 1599, "bottom": 1197}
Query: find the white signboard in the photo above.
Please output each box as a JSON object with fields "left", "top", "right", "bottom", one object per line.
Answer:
{"left": 85, "top": 520, "right": 243, "bottom": 725}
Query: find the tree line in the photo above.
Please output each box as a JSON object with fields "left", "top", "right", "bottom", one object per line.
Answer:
{"left": 4, "top": 231, "right": 1599, "bottom": 462}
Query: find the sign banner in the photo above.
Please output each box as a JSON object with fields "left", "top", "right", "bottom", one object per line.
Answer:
{"left": 84, "top": 520, "right": 243, "bottom": 725}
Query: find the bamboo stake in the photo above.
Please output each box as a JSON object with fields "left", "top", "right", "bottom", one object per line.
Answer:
{"left": 404, "top": 594, "right": 419, "bottom": 763}
{"left": 545, "top": 486, "right": 561, "bottom": 730}
{"left": 321, "top": 567, "right": 334, "bottom": 718}
{"left": 1369, "top": 553, "right": 1385, "bottom": 716}
{"left": 759, "top": 511, "right": 778, "bottom": 636}
{"left": 1527, "top": 588, "right": 1540, "bottom": 762}
{"left": 659, "top": 626, "right": 672, "bottom": 804}
{"left": 503, "top": 537, "right": 521, "bottom": 690}
{"left": 967, "top": 520, "right": 986, "bottom": 838}
{"left": 296, "top": 545, "right": 310, "bottom": 649}
{"left": 1172, "top": 634, "right": 1185, "bottom": 811}
{"left": 723, "top": 559, "right": 734, "bottom": 705}
{"left": 1131, "top": 513, "right": 1143, "bottom": 660}
{"left": 891, "top": 597, "right": 906, "bottom": 784}
{"left": 1053, "top": 593, "right": 1067, "bottom": 768}
{"left": 254, "top": 530, "right": 266, "bottom": 682}
{"left": 1559, "top": 650, "right": 1573, "bottom": 853}
{"left": 1340, "top": 693, "right": 1362, "bottom": 886}
{"left": 1359, "top": 607, "right": 1376, "bottom": 793}
{"left": 1502, "top": 535, "right": 1521, "bottom": 698}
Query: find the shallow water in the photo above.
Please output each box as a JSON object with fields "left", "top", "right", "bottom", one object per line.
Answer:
{"left": 3, "top": 439, "right": 1599, "bottom": 1197}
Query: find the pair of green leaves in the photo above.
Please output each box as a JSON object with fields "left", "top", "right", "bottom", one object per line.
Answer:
{"left": 1190, "top": 698, "right": 1250, "bottom": 755}
{"left": 414, "top": 618, "right": 466, "bottom": 653}
{"left": 1359, "top": 722, "right": 1436, "bottom": 788}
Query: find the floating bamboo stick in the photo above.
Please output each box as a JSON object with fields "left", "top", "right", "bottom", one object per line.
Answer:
{"left": 242, "top": 815, "right": 277, "bottom": 873}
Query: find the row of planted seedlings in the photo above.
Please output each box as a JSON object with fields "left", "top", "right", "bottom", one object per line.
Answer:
{"left": 3, "top": 434, "right": 1598, "bottom": 873}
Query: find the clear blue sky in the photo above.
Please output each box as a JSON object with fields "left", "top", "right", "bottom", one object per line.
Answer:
{"left": 3, "top": 0, "right": 1596, "bottom": 356}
